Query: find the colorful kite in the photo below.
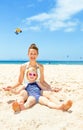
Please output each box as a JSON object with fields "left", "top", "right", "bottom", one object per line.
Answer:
{"left": 15, "top": 28, "right": 22, "bottom": 34}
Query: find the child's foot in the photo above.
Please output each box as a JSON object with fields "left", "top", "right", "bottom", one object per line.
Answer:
{"left": 12, "top": 101, "right": 21, "bottom": 112}
{"left": 62, "top": 100, "right": 73, "bottom": 111}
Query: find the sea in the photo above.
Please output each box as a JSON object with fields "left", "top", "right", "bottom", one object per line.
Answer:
{"left": 0, "top": 60, "right": 83, "bottom": 65}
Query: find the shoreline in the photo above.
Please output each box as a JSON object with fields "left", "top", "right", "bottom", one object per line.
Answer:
{"left": 0, "top": 60, "right": 83, "bottom": 65}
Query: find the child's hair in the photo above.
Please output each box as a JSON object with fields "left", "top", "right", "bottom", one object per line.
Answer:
{"left": 28, "top": 67, "right": 37, "bottom": 72}
{"left": 28, "top": 43, "right": 39, "bottom": 54}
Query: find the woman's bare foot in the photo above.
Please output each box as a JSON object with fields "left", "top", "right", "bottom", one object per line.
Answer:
{"left": 61, "top": 100, "right": 73, "bottom": 111}
{"left": 12, "top": 101, "right": 21, "bottom": 112}
{"left": 64, "top": 100, "right": 73, "bottom": 111}
{"left": 12, "top": 101, "right": 26, "bottom": 112}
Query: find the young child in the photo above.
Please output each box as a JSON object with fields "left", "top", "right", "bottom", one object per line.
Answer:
{"left": 12, "top": 67, "right": 72, "bottom": 112}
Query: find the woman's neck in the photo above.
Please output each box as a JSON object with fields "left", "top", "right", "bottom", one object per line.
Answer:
{"left": 29, "top": 61, "right": 37, "bottom": 67}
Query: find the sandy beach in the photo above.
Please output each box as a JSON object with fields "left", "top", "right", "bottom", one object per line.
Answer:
{"left": 0, "top": 64, "right": 83, "bottom": 130}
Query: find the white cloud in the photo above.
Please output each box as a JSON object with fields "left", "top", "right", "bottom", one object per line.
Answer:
{"left": 26, "top": 13, "right": 51, "bottom": 22}
{"left": 27, "top": 26, "right": 40, "bottom": 31}
{"left": 24, "top": 0, "right": 83, "bottom": 31}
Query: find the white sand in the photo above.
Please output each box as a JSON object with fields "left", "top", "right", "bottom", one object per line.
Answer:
{"left": 0, "top": 64, "right": 83, "bottom": 130}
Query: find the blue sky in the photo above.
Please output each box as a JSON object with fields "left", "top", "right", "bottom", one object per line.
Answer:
{"left": 0, "top": 0, "right": 83, "bottom": 61}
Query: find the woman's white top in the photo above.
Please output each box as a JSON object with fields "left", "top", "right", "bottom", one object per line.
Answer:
{"left": 23, "top": 62, "right": 40, "bottom": 86}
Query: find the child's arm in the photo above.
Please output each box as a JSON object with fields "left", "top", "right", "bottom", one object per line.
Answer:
{"left": 11, "top": 85, "right": 25, "bottom": 94}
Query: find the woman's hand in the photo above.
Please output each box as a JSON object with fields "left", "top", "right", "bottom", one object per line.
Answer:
{"left": 3, "top": 86, "right": 12, "bottom": 91}
{"left": 3, "top": 86, "right": 19, "bottom": 94}
{"left": 51, "top": 87, "right": 62, "bottom": 92}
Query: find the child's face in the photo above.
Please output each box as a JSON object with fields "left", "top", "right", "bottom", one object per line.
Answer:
{"left": 27, "top": 70, "right": 38, "bottom": 82}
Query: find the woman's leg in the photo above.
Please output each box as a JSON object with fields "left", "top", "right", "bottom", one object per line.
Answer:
{"left": 24, "top": 96, "right": 36, "bottom": 109}
{"left": 41, "top": 90, "right": 58, "bottom": 103}
{"left": 38, "top": 96, "right": 72, "bottom": 111}
{"left": 41, "top": 90, "right": 52, "bottom": 98}
{"left": 17, "top": 89, "right": 28, "bottom": 103}
{"left": 39, "top": 96, "right": 60, "bottom": 109}
{"left": 20, "top": 96, "right": 36, "bottom": 110}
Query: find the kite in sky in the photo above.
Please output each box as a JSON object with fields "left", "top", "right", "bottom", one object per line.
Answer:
{"left": 15, "top": 28, "right": 22, "bottom": 34}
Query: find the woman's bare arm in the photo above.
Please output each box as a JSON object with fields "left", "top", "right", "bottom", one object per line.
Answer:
{"left": 3, "top": 65, "right": 25, "bottom": 91}
{"left": 39, "top": 64, "right": 52, "bottom": 90}
{"left": 39, "top": 64, "right": 61, "bottom": 92}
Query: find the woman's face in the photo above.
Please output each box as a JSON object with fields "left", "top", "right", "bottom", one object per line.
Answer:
{"left": 28, "top": 49, "right": 38, "bottom": 61}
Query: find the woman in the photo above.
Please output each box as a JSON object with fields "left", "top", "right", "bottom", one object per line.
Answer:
{"left": 4, "top": 43, "right": 72, "bottom": 111}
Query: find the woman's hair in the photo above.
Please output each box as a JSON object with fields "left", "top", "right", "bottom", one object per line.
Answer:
{"left": 28, "top": 43, "right": 39, "bottom": 54}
